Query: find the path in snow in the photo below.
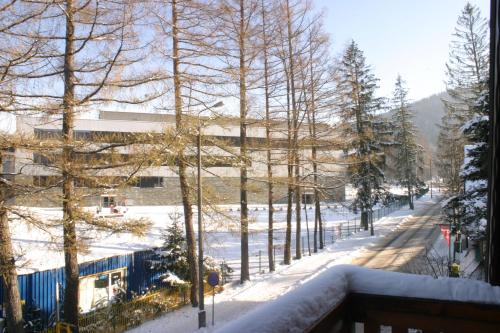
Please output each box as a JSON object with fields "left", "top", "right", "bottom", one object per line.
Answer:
{"left": 351, "top": 199, "right": 443, "bottom": 271}
{"left": 126, "top": 194, "right": 441, "bottom": 333}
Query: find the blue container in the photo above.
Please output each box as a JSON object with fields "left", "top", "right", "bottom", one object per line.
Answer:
{"left": 0, "top": 248, "right": 164, "bottom": 328}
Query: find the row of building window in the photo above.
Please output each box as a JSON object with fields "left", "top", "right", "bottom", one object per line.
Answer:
{"left": 33, "top": 152, "right": 243, "bottom": 168}
{"left": 34, "top": 128, "right": 289, "bottom": 148}
{"left": 33, "top": 152, "right": 131, "bottom": 166}
{"left": 32, "top": 176, "right": 165, "bottom": 188}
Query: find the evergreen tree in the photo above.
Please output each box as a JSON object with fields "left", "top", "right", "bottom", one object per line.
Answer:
{"left": 391, "top": 75, "right": 420, "bottom": 209}
{"left": 335, "top": 41, "right": 385, "bottom": 235}
{"left": 458, "top": 91, "right": 489, "bottom": 240}
{"left": 151, "top": 216, "right": 190, "bottom": 285}
{"left": 445, "top": 3, "right": 489, "bottom": 125}
{"left": 436, "top": 112, "right": 464, "bottom": 194}
{"left": 149, "top": 213, "right": 226, "bottom": 287}
{"left": 440, "top": 3, "right": 489, "bottom": 241}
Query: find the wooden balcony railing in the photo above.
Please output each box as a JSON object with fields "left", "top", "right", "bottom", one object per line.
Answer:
{"left": 214, "top": 265, "right": 500, "bottom": 333}
{"left": 308, "top": 292, "right": 500, "bottom": 333}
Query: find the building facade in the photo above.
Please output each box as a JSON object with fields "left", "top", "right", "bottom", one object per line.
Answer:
{"left": 11, "top": 111, "right": 345, "bottom": 206}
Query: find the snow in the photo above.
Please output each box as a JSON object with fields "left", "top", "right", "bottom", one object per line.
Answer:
{"left": 461, "top": 115, "right": 489, "bottom": 133}
{"left": 215, "top": 266, "right": 348, "bottom": 333}
{"left": 11, "top": 191, "right": 474, "bottom": 333}
{"left": 161, "top": 271, "right": 187, "bottom": 286}
{"left": 10, "top": 203, "right": 360, "bottom": 274}
{"left": 440, "top": 196, "right": 457, "bottom": 208}
{"left": 463, "top": 195, "right": 487, "bottom": 210}
{"left": 10, "top": 185, "right": 414, "bottom": 275}
{"left": 0, "top": 112, "right": 16, "bottom": 134}
{"left": 125, "top": 194, "right": 440, "bottom": 333}
{"left": 215, "top": 265, "right": 500, "bottom": 333}
{"left": 464, "top": 179, "right": 487, "bottom": 192}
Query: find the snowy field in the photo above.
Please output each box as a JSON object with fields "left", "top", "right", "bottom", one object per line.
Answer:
{"left": 11, "top": 185, "right": 417, "bottom": 275}
{"left": 11, "top": 202, "right": 360, "bottom": 274}
{"left": 125, "top": 194, "right": 439, "bottom": 333}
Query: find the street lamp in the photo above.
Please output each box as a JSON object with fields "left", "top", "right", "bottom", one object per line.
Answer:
{"left": 445, "top": 205, "right": 455, "bottom": 276}
{"left": 446, "top": 200, "right": 463, "bottom": 277}
{"left": 197, "top": 101, "right": 223, "bottom": 328}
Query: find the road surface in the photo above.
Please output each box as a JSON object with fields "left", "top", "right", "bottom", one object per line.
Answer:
{"left": 351, "top": 199, "right": 443, "bottom": 272}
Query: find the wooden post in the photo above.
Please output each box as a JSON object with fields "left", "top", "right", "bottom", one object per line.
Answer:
{"left": 488, "top": 0, "right": 500, "bottom": 285}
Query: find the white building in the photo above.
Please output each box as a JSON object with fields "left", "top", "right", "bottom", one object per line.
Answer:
{"left": 9, "top": 111, "right": 345, "bottom": 206}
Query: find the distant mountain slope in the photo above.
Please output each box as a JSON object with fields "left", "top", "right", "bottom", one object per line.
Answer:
{"left": 410, "top": 92, "right": 448, "bottom": 154}
{"left": 379, "top": 92, "right": 447, "bottom": 180}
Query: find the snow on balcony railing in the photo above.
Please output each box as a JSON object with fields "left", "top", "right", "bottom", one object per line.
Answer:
{"left": 214, "top": 265, "right": 500, "bottom": 333}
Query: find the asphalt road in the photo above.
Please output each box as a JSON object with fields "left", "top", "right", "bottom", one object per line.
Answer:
{"left": 351, "top": 199, "right": 444, "bottom": 272}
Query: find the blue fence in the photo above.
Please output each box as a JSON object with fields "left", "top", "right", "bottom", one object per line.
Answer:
{"left": 0, "top": 249, "right": 162, "bottom": 328}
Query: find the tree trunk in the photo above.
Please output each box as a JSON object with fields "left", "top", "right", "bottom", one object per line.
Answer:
{"left": 361, "top": 210, "right": 368, "bottom": 231}
{"left": 286, "top": 0, "right": 300, "bottom": 260}
{"left": 294, "top": 156, "right": 301, "bottom": 259}
{"left": 284, "top": 59, "right": 292, "bottom": 266}
{"left": 313, "top": 203, "right": 318, "bottom": 253}
{"left": 0, "top": 204, "right": 24, "bottom": 333}
{"left": 261, "top": 0, "right": 274, "bottom": 273}
{"left": 306, "top": 34, "right": 322, "bottom": 252}
{"left": 408, "top": 183, "right": 414, "bottom": 210}
{"left": 267, "top": 168, "right": 274, "bottom": 271}
{"left": 285, "top": 178, "right": 293, "bottom": 264}
{"left": 172, "top": 0, "right": 198, "bottom": 306}
{"left": 317, "top": 197, "right": 323, "bottom": 249}
{"left": 370, "top": 209, "right": 374, "bottom": 236}
{"left": 62, "top": 0, "right": 80, "bottom": 325}
{"left": 239, "top": 0, "right": 250, "bottom": 283}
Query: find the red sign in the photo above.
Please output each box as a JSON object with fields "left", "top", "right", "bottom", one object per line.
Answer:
{"left": 439, "top": 224, "right": 451, "bottom": 246}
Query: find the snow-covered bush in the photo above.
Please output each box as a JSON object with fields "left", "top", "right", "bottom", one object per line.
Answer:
{"left": 148, "top": 213, "right": 233, "bottom": 288}
{"left": 160, "top": 271, "right": 189, "bottom": 287}
{"left": 146, "top": 216, "right": 190, "bottom": 286}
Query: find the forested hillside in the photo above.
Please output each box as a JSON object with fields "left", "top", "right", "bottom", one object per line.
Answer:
{"left": 410, "top": 92, "right": 448, "bottom": 154}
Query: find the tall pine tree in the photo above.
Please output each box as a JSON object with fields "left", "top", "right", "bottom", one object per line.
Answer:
{"left": 335, "top": 41, "right": 385, "bottom": 235}
{"left": 391, "top": 75, "right": 420, "bottom": 210}
{"left": 440, "top": 3, "right": 489, "bottom": 241}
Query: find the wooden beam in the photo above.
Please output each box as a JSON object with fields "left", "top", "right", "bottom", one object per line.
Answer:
{"left": 488, "top": 0, "right": 500, "bottom": 285}
{"left": 307, "top": 293, "right": 500, "bottom": 333}
{"left": 349, "top": 293, "right": 500, "bottom": 333}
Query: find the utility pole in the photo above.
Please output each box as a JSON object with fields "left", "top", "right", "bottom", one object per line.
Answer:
{"left": 197, "top": 122, "right": 206, "bottom": 328}
{"left": 197, "top": 101, "right": 223, "bottom": 328}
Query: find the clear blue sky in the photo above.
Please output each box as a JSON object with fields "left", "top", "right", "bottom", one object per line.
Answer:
{"left": 314, "top": 0, "right": 490, "bottom": 101}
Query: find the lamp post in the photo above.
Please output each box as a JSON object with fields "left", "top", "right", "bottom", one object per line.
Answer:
{"left": 446, "top": 204, "right": 456, "bottom": 276}
{"left": 446, "top": 200, "right": 463, "bottom": 277}
{"left": 197, "top": 101, "right": 223, "bottom": 328}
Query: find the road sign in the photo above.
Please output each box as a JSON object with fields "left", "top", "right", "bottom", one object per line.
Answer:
{"left": 207, "top": 271, "right": 219, "bottom": 287}
{"left": 207, "top": 272, "right": 219, "bottom": 326}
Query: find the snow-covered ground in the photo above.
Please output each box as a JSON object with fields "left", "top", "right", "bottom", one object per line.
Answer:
{"left": 125, "top": 194, "right": 438, "bottom": 333}
{"left": 11, "top": 185, "right": 415, "bottom": 274}
{"left": 11, "top": 203, "right": 358, "bottom": 274}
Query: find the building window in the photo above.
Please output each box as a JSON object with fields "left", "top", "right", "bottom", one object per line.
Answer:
{"left": 34, "top": 129, "right": 61, "bottom": 139}
{"left": 101, "top": 195, "right": 117, "bottom": 208}
{"left": 33, "top": 176, "right": 61, "bottom": 187}
{"left": 78, "top": 268, "right": 127, "bottom": 313}
{"left": 2, "top": 155, "right": 15, "bottom": 174}
{"left": 33, "top": 153, "right": 51, "bottom": 166}
{"left": 134, "top": 176, "right": 164, "bottom": 188}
